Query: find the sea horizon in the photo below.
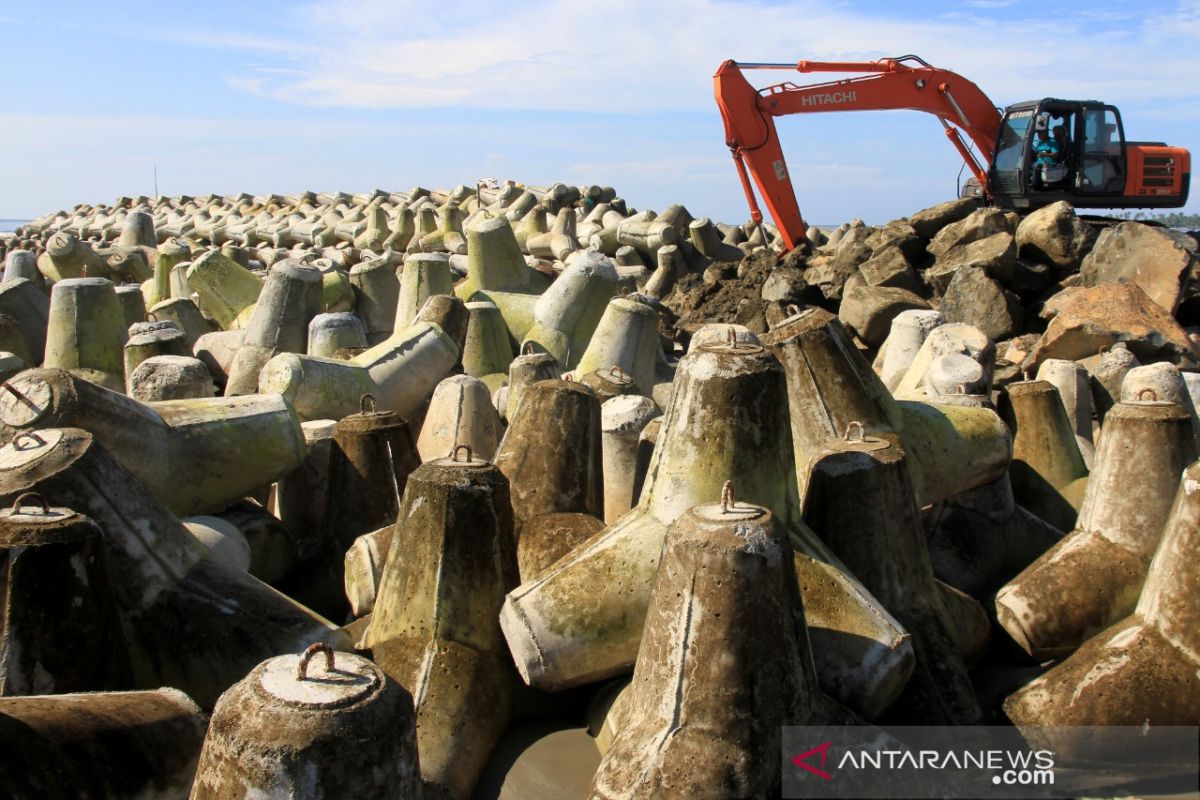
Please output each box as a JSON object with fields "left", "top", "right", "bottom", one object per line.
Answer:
{"left": 0, "top": 219, "right": 32, "bottom": 234}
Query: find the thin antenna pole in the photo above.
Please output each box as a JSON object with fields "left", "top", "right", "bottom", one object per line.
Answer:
{"left": 154, "top": 165, "right": 159, "bottom": 199}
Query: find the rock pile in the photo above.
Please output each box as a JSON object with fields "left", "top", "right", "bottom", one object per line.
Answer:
{"left": 0, "top": 184, "right": 1197, "bottom": 799}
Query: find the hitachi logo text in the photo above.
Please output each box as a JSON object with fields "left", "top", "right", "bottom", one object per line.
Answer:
{"left": 801, "top": 91, "right": 857, "bottom": 106}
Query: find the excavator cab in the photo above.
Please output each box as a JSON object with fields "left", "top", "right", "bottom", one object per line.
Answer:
{"left": 989, "top": 98, "right": 1187, "bottom": 211}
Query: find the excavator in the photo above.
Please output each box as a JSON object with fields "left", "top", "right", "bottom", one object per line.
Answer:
{"left": 715, "top": 55, "right": 1191, "bottom": 251}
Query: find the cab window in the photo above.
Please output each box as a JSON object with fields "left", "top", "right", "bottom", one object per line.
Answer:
{"left": 995, "top": 110, "right": 1032, "bottom": 172}
{"left": 1084, "top": 108, "right": 1121, "bottom": 156}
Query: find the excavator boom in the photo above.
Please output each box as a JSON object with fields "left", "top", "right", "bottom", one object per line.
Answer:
{"left": 715, "top": 56, "right": 1003, "bottom": 251}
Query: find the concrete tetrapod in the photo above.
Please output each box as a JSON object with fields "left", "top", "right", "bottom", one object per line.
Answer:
{"left": 1183, "top": 371, "right": 1200, "bottom": 414}
{"left": 215, "top": 501, "right": 298, "bottom": 584}
{"left": 349, "top": 255, "right": 401, "bottom": 345}
{"left": 258, "top": 320, "right": 459, "bottom": 421}
{"left": 1036, "top": 358, "right": 1094, "bottom": 443}
{"left": 0, "top": 494, "right": 131, "bottom": 694}
{"left": 0, "top": 354, "right": 24, "bottom": 383}
{"left": 307, "top": 310, "right": 367, "bottom": 358}
{"left": 456, "top": 212, "right": 549, "bottom": 301}
{"left": 145, "top": 238, "right": 190, "bottom": 308}
{"left": 317, "top": 264, "right": 355, "bottom": 314}
{"left": 43, "top": 277, "right": 128, "bottom": 391}
{"left": 642, "top": 244, "right": 680, "bottom": 300}
{"left": 0, "top": 429, "right": 343, "bottom": 709}
{"left": 995, "top": 395, "right": 1197, "bottom": 660}
{"left": 516, "top": 512, "right": 606, "bottom": 583}
{"left": 879, "top": 309, "right": 944, "bottom": 391}
{"left": 925, "top": 352, "right": 989, "bottom": 400}
{"left": 183, "top": 514, "right": 252, "bottom": 573}
{"left": 462, "top": 300, "right": 515, "bottom": 382}
{"left": 189, "top": 645, "right": 419, "bottom": 799}
{"left": 273, "top": 420, "right": 337, "bottom": 587}
{"left": 417, "top": 374, "right": 502, "bottom": 462}
{"left": 419, "top": 202, "right": 467, "bottom": 254}
{"left": 184, "top": 248, "right": 263, "bottom": 330}
{"left": 150, "top": 297, "right": 215, "bottom": 350}
{"left": 119, "top": 209, "right": 156, "bottom": 248}
{"left": 601, "top": 394, "right": 661, "bottom": 523}
{"left": 286, "top": 397, "right": 419, "bottom": 618}
{"left": 123, "top": 325, "right": 190, "bottom": 388}
{"left": 1090, "top": 342, "right": 1139, "bottom": 423}
{"left": 129, "top": 355, "right": 215, "bottom": 401}
{"left": 383, "top": 207, "right": 416, "bottom": 251}
{"left": 500, "top": 340, "right": 914, "bottom": 719}
{"left": 0, "top": 277, "right": 50, "bottom": 365}
{"left": 224, "top": 260, "right": 322, "bottom": 396}
{"left": 1120, "top": 361, "right": 1200, "bottom": 451}
{"left": 0, "top": 368, "right": 306, "bottom": 517}
{"left": 169, "top": 260, "right": 195, "bottom": 301}
{"left": 408, "top": 206, "right": 439, "bottom": 252}
{"left": 115, "top": 284, "right": 147, "bottom": 331}
{"left": 396, "top": 252, "right": 455, "bottom": 328}
{"left": 588, "top": 501, "right": 861, "bottom": 800}
{"left": 802, "top": 440, "right": 983, "bottom": 724}
{"left": 1003, "top": 459, "right": 1200, "bottom": 726}
{"left": 999, "top": 380, "right": 1089, "bottom": 533}
{"left": 343, "top": 524, "right": 393, "bottom": 617}
{"left": 615, "top": 217, "right": 678, "bottom": 260}
{"left": 527, "top": 207, "right": 578, "bottom": 261}
{"left": 893, "top": 322, "right": 995, "bottom": 402}
{"left": 688, "top": 216, "right": 745, "bottom": 262}
{"left": 760, "top": 308, "right": 1010, "bottom": 506}
{"left": 503, "top": 350, "right": 560, "bottom": 423}
{"left": 897, "top": 398, "right": 1013, "bottom": 507}
{"left": 924, "top": 475, "right": 1063, "bottom": 598}
{"left": 493, "top": 379, "right": 604, "bottom": 536}
{"left": 578, "top": 365, "right": 641, "bottom": 403}
{"left": 574, "top": 296, "right": 660, "bottom": 398}
{"left": 521, "top": 250, "right": 619, "bottom": 369}
{"left": 515, "top": 205, "right": 549, "bottom": 255}
{"left": 365, "top": 452, "right": 519, "bottom": 800}
{"left": 326, "top": 395, "right": 419, "bottom": 552}
{"left": 2, "top": 250, "right": 42, "bottom": 287}
{"left": 414, "top": 293, "right": 470, "bottom": 372}
{"left": 0, "top": 688, "right": 207, "bottom": 800}
{"left": 631, "top": 416, "right": 662, "bottom": 504}
{"left": 36, "top": 232, "right": 111, "bottom": 283}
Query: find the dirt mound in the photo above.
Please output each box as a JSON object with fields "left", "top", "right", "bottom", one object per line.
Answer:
{"left": 662, "top": 250, "right": 779, "bottom": 333}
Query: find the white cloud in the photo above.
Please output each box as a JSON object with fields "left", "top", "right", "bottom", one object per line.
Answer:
{"left": 159, "top": 0, "right": 1200, "bottom": 119}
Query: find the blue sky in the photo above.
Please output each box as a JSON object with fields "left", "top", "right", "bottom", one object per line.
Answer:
{"left": 2, "top": 0, "right": 1198, "bottom": 224}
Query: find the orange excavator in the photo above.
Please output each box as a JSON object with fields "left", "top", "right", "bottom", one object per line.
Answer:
{"left": 715, "top": 55, "right": 1191, "bottom": 251}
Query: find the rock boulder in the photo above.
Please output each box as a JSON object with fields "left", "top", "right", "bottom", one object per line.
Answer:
{"left": 839, "top": 284, "right": 931, "bottom": 347}
{"left": 925, "top": 232, "right": 1017, "bottom": 294}
{"left": 940, "top": 265, "right": 1023, "bottom": 341}
{"left": 928, "top": 208, "right": 1016, "bottom": 258}
{"left": 1078, "top": 222, "right": 1197, "bottom": 314}
{"left": 859, "top": 241, "right": 923, "bottom": 294}
{"left": 1028, "top": 281, "right": 1199, "bottom": 368}
{"left": 1015, "top": 201, "right": 1098, "bottom": 271}
{"left": 907, "top": 198, "right": 979, "bottom": 241}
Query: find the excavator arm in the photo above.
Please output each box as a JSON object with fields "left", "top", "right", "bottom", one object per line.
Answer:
{"left": 715, "top": 56, "right": 1003, "bottom": 251}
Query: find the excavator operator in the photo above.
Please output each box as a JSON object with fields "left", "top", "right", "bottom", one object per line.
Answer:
{"left": 1032, "top": 128, "right": 1063, "bottom": 189}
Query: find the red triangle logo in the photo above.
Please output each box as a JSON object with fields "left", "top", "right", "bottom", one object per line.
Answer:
{"left": 791, "top": 741, "right": 833, "bottom": 781}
